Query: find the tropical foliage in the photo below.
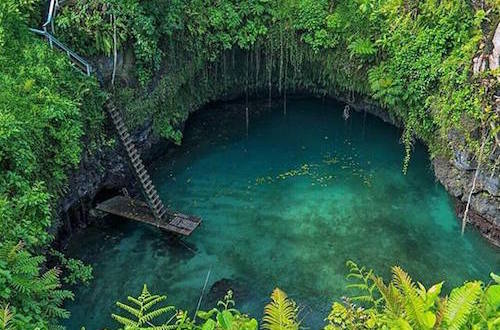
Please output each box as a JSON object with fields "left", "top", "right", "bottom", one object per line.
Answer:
{"left": 109, "top": 286, "right": 258, "bottom": 330}
{"left": 0, "top": 242, "right": 73, "bottom": 329}
{"left": 324, "top": 261, "right": 500, "bottom": 330}
{"left": 104, "top": 263, "right": 499, "bottom": 330}
{"left": 262, "top": 288, "right": 299, "bottom": 330}
{"left": 56, "top": 0, "right": 500, "bottom": 171}
{"left": 0, "top": 0, "right": 103, "bottom": 328}
{"left": 1, "top": 0, "right": 499, "bottom": 329}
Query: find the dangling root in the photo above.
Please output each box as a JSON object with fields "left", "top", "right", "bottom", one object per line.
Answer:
{"left": 462, "top": 130, "right": 488, "bottom": 235}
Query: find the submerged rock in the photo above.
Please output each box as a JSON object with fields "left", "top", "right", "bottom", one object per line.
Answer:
{"left": 207, "top": 278, "right": 248, "bottom": 305}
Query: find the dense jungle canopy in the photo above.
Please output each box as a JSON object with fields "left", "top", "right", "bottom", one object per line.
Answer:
{"left": 0, "top": 0, "right": 499, "bottom": 329}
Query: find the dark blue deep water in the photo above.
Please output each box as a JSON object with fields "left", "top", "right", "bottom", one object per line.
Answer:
{"left": 64, "top": 98, "right": 499, "bottom": 329}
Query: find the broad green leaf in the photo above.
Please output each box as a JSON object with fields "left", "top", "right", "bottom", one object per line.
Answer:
{"left": 202, "top": 318, "right": 216, "bottom": 330}
{"left": 217, "top": 310, "right": 234, "bottom": 330}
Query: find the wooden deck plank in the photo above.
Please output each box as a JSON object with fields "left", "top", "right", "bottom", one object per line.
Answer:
{"left": 96, "top": 196, "right": 201, "bottom": 236}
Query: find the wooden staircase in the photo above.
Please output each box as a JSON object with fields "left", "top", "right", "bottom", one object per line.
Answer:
{"left": 108, "top": 106, "right": 167, "bottom": 221}
{"left": 32, "top": 0, "right": 201, "bottom": 236}
{"left": 106, "top": 105, "right": 201, "bottom": 235}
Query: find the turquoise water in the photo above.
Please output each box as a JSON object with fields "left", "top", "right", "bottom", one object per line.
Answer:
{"left": 65, "top": 98, "right": 499, "bottom": 329}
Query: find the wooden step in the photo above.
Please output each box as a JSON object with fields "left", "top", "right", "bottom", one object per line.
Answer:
{"left": 126, "top": 145, "right": 136, "bottom": 154}
{"left": 152, "top": 199, "right": 162, "bottom": 210}
{"left": 150, "top": 195, "right": 160, "bottom": 204}
{"left": 148, "top": 191, "right": 159, "bottom": 201}
{"left": 122, "top": 136, "right": 132, "bottom": 145}
{"left": 143, "top": 180, "right": 153, "bottom": 189}
{"left": 142, "top": 181, "right": 153, "bottom": 191}
{"left": 130, "top": 153, "right": 140, "bottom": 163}
{"left": 158, "top": 208, "right": 167, "bottom": 219}
{"left": 134, "top": 163, "right": 145, "bottom": 173}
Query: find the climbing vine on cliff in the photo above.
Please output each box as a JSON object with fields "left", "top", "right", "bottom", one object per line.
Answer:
{"left": 55, "top": 0, "right": 499, "bottom": 172}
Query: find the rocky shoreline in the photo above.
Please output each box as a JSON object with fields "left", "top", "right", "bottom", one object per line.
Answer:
{"left": 53, "top": 96, "right": 500, "bottom": 249}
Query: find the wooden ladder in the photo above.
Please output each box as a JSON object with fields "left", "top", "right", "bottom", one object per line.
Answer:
{"left": 107, "top": 106, "right": 167, "bottom": 223}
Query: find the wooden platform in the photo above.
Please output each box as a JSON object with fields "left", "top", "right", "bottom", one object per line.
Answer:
{"left": 96, "top": 196, "right": 201, "bottom": 236}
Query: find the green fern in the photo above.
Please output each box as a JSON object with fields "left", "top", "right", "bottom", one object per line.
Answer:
{"left": 372, "top": 275, "right": 403, "bottom": 317}
{"left": 0, "top": 304, "right": 14, "bottom": 330}
{"left": 443, "top": 281, "right": 482, "bottom": 330}
{"left": 0, "top": 241, "right": 73, "bottom": 328}
{"left": 262, "top": 288, "right": 299, "bottom": 330}
{"left": 348, "top": 38, "right": 377, "bottom": 58}
{"left": 111, "top": 284, "right": 177, "bottom": 329}
{"left": 345, "top": 261, "right": 381, "bottom": 309}
{"left": 392, "top": 266, "right": 435, "bottom": 329}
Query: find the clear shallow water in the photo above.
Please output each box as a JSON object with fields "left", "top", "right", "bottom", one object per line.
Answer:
{"left": 65, "top": 98, "right": 499, "bottom": 329}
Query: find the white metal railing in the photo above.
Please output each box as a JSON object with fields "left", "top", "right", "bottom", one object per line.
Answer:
{"left": 42, "top": 0, "right": 57, "bottom": 30}
{"left": 29, "top": 28, "right": 92, "bottom": 75}
{"left": 31, "top": 0, "right": 91, "bottom": 76}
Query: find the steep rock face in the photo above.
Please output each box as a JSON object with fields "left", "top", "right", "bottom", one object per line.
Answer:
{"left": 433, "top": 156, "right": 499, "bottom": 246}
{"left": 489, "top": 23, "right": 500, "bottom": 71}
{"left": 53, "top": 120, "right": 161, "bottom": 247}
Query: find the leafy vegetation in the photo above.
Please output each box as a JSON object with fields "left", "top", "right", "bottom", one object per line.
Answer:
{"left": 325, "top": 262, "right": 500, "bottom": 330}
{"left": 0, "top": 242, "right": 74, "bottom": 329}
{"left": 1, "top": 0, "right": 499, "bottom": 329}
{"left": 79, "top": 262, "right": 499, "bottom": 329}
{"left": 262, "top": 288, "right": 299, "bottom": 330}
{"left": 108, "top": 286, "right": 258, "bottom": 330}
{"left": 0, "top": 1, "right": 104, "bottom": 328}
{"left": 56, "top": 0, "right": 499, "bottom": 171}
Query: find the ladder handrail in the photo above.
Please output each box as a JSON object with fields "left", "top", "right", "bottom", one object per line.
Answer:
{"left": 42, "top": 0, "right": 57, "bottom": 28}
{"left": 29, "top": 28, "right": 92, "bottom": 75}
{"left": 31, "top": 0, "right": 92, "bottom": 76}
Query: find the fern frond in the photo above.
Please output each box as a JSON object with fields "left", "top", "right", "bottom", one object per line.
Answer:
{"left": 346, "top": 283, "right": 369, "bottom": 290}
{"left": 111, "top": 313, "right": 138, "bottom": 327}
{"left": 44, "top": 305, "right": 70, "bottom": 319}
{"left": 142, "top": 295, "right": 167, "bottom": 311}
{"left": 0, "top": 304, "right": 14, "bottom": 330}
{"left": 345, "top": 261, "right": 379, "bottom": 308}
{"left": 113, "top": 285, "right": 179, "bottom": 329}
{"left": 140, "top": 306, "right": 175, "bottom": 325}
{"left": 372, "top": 275, "right": 403, "bottom": 316}
{"left": 444, "top": 281, "right": 481, "bottom": 330}
{"left": 127, "top": 296, "right": 142, "bottom": 307}
{"left": 392, "top": 266, "right": 433, "bottom": 328}
{"left": 262, "top": 288, "right": 299, "bottom": 330}
{"left": 348, "top": 37, "right": 377, "bottom": 57}
{"left": 116, "top": 301, "right": 141, "bottom": 319}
